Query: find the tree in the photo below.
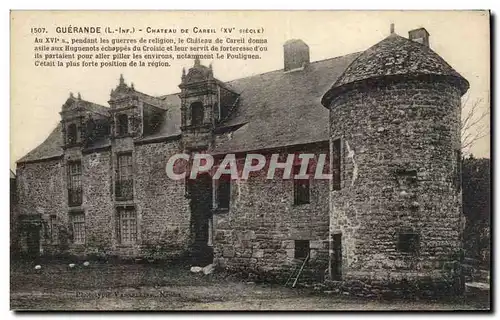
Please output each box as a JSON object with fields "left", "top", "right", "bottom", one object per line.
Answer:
{"left": 461, "top": 94, "right": 490, "bottom": 155}
{"left": 462, "top": 155, "right": 490, "bottom": 266}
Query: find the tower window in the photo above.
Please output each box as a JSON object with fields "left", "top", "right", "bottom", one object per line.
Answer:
{"left": 117, "top": 114, "right": 129, "bottom": 136}
{"left": 397, "top": 232, "right": 420, "bottom": 253}
{"left": 67, "top": 123, "right": 78, "bottom": 145}
{"left": 294, "top": 240, "right": 310, "bottom": 259}
{"left": 191, "top": 102, "right": 204, "bottom": 126}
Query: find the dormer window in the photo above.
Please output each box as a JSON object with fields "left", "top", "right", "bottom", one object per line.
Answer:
{"left": 117, "top": 114, "right": 129, "bottom": 136}
{"left": 67, "top": 123, "right": 78, "bottom": 145}
{"left": 191, "top": 102, "right": 204, "bottom": 126}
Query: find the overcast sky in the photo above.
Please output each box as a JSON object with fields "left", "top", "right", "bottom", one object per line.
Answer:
{"left": 10, "top": 11, "right": 490, "bottom": 169}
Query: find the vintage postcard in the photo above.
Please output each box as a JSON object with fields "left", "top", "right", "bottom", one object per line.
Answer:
{"left": 10, "top": 10, "right": 491, "bottom": 311}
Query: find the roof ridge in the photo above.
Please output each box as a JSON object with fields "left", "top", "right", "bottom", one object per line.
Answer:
{"left": 157, "top": 51, "right": 362, "bottom": 99}
{"left": 224, "top": 51, "right": 363, "bottom": 85}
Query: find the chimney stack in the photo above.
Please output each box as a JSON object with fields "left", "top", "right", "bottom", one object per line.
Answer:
{"left": 408, "top": 27, "right": 430, "bottom": 47}
{"left": 283, "top": 39, "right": 310, "bottom": 72}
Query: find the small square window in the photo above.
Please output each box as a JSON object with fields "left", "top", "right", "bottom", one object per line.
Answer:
{"left": 397, "top": 232, "right": 420, "bottom": 253}
{"left": 294, "top": 240, "right": 310, "bottom": 259}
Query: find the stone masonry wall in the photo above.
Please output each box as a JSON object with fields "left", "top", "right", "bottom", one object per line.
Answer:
{"left": 16, "top": 159, "right": 66, "bottom": 255}
{"left": 134, "top": 140, "right": 191, "bottom": 259}
{"left": 80, "top": 150, "right": 114, "bottom": 256}
{"left": 328, "top": 78, "right": 463, "bottom": 287}
{"left": 16, "top": 139, "right": 192, "bottom": 260}
{"left": 213, "top": 145, "right": 330, "bottom": 281}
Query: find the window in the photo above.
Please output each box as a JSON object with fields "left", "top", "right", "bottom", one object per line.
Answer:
{"left": 117, "top": 114, "right": 129, "bottom": 136}
{"left": 216, "top": 174, "right": 231, "bottom": 210}
{"left": 191, "top": 102, "right": 204, "bottom": 126}
{"left": 117, "top": 207, "right": 137, "bottom": 244}
{"left": 332, "top": 139, "right": 341, "bottom": 190}
{"left": 67, "top": 161, "right": 82, "bottom": 206}
{"left": 70, "top": 212, "right": 85, "bottom": 244}
{"left": 395, "top": 168, "right": 418, "bottom": 189}
{"left": 67, "top": 123, "right": 78, "bottom": 145}
{"left": 116, "top": 153, "right": 133, "bottom": 200}
{"left": 293, "top": 165, "right": 310, "bottom": 205}
{"left": 294, "top": 240, "right": 310, "bottom": 259}
{"left": 397, "top": 232, "right": 420, "bottom": 253}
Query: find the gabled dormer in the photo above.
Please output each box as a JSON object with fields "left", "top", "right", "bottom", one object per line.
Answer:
{"left": 109, "top": 75, "right": 140, "bottom": 139}
{"left": 178, "top": 59, "right": 239, "bottom": 150}
{"left": 60, "top": 92, "right": 110, "bottom": 149}
{"left": 179, "top": 59, "right": 217, "bottom": 130}
{"left": 109, "top": 74, "right": 167, "bottom": 140}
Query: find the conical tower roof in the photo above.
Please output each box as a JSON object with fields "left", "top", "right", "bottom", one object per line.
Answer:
{"left": 322, "top": 33, "right": 469, "bottom": 107}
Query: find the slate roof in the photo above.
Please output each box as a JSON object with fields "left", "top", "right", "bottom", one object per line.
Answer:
{"left": 81, "top": 100, "right": 110, "bottom": 116}
{"left": 210, "top": 52, "right": 360, "bottom": 154}
{"left": 62, "top": 96, "right": 110, "bottom": 117}
{"left": 322, "top": 33, "right": 469, "bottom": 106}
{"left": 137, "top": 93, "right": 182, "bottom": 143}
{"left": 17, "top": 123, "right": 64, "bottom": 163}
{"left": 133, "top": 90, "right": 170, "bottom": 110}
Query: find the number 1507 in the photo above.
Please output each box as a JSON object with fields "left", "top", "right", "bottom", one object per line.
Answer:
{"left": 31, "top": 27, "right": 47, "bottom": 34}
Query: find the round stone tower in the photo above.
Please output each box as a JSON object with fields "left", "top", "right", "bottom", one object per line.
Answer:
{"left": 321, "top": 29, "right": 469, "bottom": 296}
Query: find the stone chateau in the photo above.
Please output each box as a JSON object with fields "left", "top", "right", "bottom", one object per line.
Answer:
{"left": 14, "top": 26, "right": 469, "bottom": 293}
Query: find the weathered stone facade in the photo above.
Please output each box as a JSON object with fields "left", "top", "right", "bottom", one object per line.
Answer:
{"left": 14, "top": 27, "right": 469, "bottom": 293}
{"left": 213, "top": 145, "right": 330, "bottom": 281}
{"left": 16, "top": 159, "right": 66, "bottom": 255}
{"left": 326, "top": 79, "right": 463, "bottom": 292}
{"left": 134, "top": 140, "right": 191, "bottom": 258}
{"left": 322, "top": 31, "right": 469, "bottom": 294}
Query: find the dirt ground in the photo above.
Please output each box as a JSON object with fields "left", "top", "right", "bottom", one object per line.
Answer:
{"left": 10, "top": 260, "right": 491, "bottom": 311}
